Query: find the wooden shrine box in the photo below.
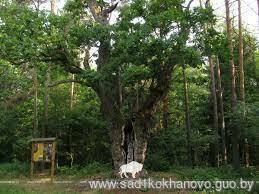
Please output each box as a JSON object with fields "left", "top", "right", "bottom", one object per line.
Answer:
{"left": 30, "top": 138, "right": 56, "bottom": 182}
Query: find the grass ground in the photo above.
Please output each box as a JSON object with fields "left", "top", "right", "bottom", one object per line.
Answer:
{"left": 0, "top": 162, "right": 258, "bottom": 193}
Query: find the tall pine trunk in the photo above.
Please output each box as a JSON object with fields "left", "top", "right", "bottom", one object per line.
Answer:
{"left": 209, "top": 57, "right": 219, "bottom": 167}
{"left": 200, "top": 0, "right": 219, "bottom": 167}
{"left": 238, "top": 0, "right": 249, "bottom": 167}
{"left": 216, "top": 56, "right": 227, "bottom": 165}
{"left": 238, "top": 1, "right": 245, "bottom": 104}
{"left": 225, "top": 0, "right": 240, "bottom": 169}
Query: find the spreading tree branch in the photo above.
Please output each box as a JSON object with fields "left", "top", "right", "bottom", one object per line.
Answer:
{"left": 136, "top": 65, "right": 174, "bottom": 119}
{"left": 103, "top": 2, "right": 118, "bottom": 14}
{"left": 187, "top": 0, "right": 194, "bottom": 10}
{"left": 88, "top": 0, "right": 119, "bottom": 24}
{"left": 83, "top": 47, "right": 91, "bottom": 69}
{"left": 48, "top": 79, "right": 87, "bottom": 87}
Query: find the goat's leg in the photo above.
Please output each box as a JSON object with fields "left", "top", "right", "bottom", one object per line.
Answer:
{"left": 123, "top": 172, "right": 129, "bottom": 178}
{"left": 119, "top": 172, "right": 123, "bottom": 178}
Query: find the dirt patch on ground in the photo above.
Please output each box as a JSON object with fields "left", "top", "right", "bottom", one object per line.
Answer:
{"left": 5, "top": 172, "right": 192, "bottom": 193}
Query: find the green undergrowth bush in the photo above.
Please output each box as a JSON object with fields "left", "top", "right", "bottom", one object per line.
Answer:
{"left": 169, "top": 166, "right": 258, "bottom": 193}
{"left": 170, "top": 166, "right": 257, "bottom": 180}
{"left": 0, "top": 161, "right": 29, "bottom": 178}
{"left": 0, "top": 185, "right": 28, "bottom": 194}
{"left": 145, "top": 153, "right": 170, "bottom": 171}
{"left": 0, "top": 184, "right": 79, "bottom": 194}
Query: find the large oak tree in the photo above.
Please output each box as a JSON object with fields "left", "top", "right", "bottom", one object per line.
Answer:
{"left": 0, "top": 0, "right": 213, "bottom": 170}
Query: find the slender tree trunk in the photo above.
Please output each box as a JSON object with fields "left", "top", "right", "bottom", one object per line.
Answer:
{"left": 69, "top": 74, "right": 75, "bottom": 157}
{"left": 216, "top": 56, "right": 227, "bottom": 165}
{"left": 43, "top": 65, "right": 50, "bottom": 137}
{"left": 31, "top": 0, "right": 42, "bottom": 139}
{"left": 162, "top": 95, "right": 168, "bottom": 129}
{"left": 225, "top": 1, "right": 238, "bottom": 112}
{"left": 136, "top": 85, "right": 139, "bottom": 112}
{"left": 51, "top": 0, "right": 56, "bottom": 14}
{"left": 70, "top": 74, "right": 75, "bottom": 110}
{"left": 209, "top": 57, "right": 219, "bottom": 167}
{"left": 117, "top": 69, "right": 122, "bottom": 108}
{"left": 33, "top": 66, "right": 38, "bottom": 137}
{"left": 43, "top": 0, "right": 56, "bottom": 138}
{"left": 238, "top": 0, "right": 245, "bottom": 104}
{"left": 182, "top": 65, "right": 193, "bottom": 167}
{"left": 200, "top": 0, "right": 219, "bottom": 167}
{"left": 238, "top": 0, "right": 249, "bottom": 167}
{"left": 225, "top": 0, "right": 240, "bottom": 169}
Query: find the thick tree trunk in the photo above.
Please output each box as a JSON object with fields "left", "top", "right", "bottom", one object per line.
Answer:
{"left": 110, "top": 119, "right": 125, "bottom": 170}
{"left": 216, "top": 56, "right": 227, "bottom": 165}
{"left": 101, "top": 87, "right": 149, "bottom": 170}
{"left": 97, "top": 79, "right": 125, "bottom": 170}
{"left": 97, "top": 64, "right": 153, "bottom": 171}
{"left": 225, "top": 0, "right": 240, "bottom": 169}
{"left": 182, "top": 65, "right": 193, "bottom": 167}
{"left": 133, "top": 115, "right": 148, "bottom": 164}
{"left": 109, "top": 117, "right": 148, "bottom": 171}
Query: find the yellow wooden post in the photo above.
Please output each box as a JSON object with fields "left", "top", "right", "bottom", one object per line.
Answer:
{"left": 51, "top": 141, "right": 56, "bottom": 183}
{"left": 30, "top": 142, "right": 34, "bottom": 178}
